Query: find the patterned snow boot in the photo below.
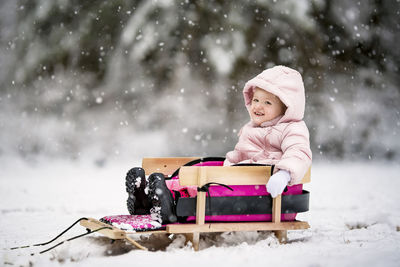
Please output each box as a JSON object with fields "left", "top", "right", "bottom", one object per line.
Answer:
{"left": 125, "top": 167, "right": 152, "bottom": 215}
{"left": 148, "top": 173, "right": 177, "bottom": 224}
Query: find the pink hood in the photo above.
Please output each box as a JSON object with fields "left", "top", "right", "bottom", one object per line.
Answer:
{"left": 243, "top": 65, "right": 305, "bottom": 125}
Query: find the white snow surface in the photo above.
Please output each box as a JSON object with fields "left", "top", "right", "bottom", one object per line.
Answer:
{"left": 1, "top": 158, "right": 400, "bottom": 267}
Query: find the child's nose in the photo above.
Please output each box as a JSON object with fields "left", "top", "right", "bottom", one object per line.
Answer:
{"left": 254, "top": 102, "right": 262, "bottom": 109}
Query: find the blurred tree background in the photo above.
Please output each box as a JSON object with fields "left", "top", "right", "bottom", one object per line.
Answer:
{"left": 0, "top": 0, "right": 399, "bottom": 163}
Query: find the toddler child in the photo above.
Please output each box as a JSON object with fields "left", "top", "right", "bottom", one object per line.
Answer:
{"left": 224, "top": 65, "right": 312, "bottom": 197}
{"left": 125, "top": 65, "right": 312, "bottom": 224}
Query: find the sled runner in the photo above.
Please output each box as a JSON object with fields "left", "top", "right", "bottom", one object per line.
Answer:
{"left": 82, "top": 157, "right": 311, "bottom": 251}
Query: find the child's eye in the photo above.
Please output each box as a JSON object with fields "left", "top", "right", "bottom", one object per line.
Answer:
{"left": 265, "top": 101, "right": 272, "bottom": 105}
{"left": 253, "top": 99, "right": 259, "bottom": 102}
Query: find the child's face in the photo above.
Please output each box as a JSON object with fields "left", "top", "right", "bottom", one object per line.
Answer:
{"left": 250, "top": 87, "right": 286, "bottom": 126}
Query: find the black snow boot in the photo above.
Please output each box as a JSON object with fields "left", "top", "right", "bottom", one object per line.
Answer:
{"left": 125, "top": 167, "right": 152, "bottom": 215}
{"left": 148, "top": 173, "right": 177, "bottom": 224}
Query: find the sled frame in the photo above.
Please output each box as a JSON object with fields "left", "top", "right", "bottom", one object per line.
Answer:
{"left": 82, "top": 157, "right": 311, "bottom": 251}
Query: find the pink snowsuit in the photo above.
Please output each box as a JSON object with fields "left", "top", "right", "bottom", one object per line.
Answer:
{"left": 224, "top": 65, "right": 312, "bottom": 185}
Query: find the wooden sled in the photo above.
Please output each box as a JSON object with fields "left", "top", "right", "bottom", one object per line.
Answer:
{"left": 81, "top": 157, "right": 311, "bottom": 251}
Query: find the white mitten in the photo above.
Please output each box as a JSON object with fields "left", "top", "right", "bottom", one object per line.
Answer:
{"left": 266, "top": 170, "right": 291, "bottom": 198}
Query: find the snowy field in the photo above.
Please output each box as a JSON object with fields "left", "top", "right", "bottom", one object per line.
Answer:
{"left": 1, "top": 158, "right": 400, "bottom": 267}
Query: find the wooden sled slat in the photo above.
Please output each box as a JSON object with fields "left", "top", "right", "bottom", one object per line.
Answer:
{"left": 179, "top": 166, "right": 271, "bottom": 186}
{"left": 166, "top": 221, "right": 310, "bottom": 233}
{"left": 179, "top": 165, "right": 311, "bottom": 186}
{"left": 142, "top": 157, "right": 199, "bottom": 175}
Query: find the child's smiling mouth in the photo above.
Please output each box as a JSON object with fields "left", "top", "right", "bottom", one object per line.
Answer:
{"left": 254, "top": 111, "right": 264, "bottom": 116}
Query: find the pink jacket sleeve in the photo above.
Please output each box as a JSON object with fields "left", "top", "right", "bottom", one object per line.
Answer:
{"left": 275, "top": 121, "right": 312, "bottom": 185}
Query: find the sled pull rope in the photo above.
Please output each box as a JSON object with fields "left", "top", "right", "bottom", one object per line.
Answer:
{"left": 32, "top": 226, "right": 112, "bottom": 255}
{"left": 197, "top": 182, "right": 234, "bottom": 193}
{"left": 197, "top": 182, "right": 234, "bottom": 214}
{"left": 10, "top": 217, "right": 89, "bottom": 250}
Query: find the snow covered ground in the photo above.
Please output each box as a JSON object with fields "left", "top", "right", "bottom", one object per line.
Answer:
{"left": 1, "top": 158, "right": 400, "bottom": 267}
